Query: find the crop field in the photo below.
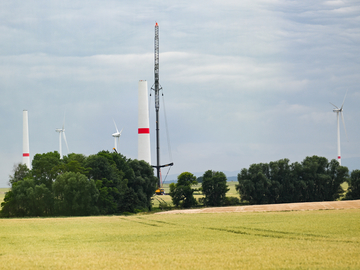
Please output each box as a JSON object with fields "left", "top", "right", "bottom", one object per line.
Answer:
{"left": 0, "top": 209, "right": 359, "bottom": 269}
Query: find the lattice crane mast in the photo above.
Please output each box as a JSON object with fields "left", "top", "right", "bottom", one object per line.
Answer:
{"left": 151, "top": 22, "right": 173, "bottom": 190}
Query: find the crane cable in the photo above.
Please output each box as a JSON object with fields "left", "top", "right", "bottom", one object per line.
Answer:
{"left": 162, "top": 93, "right": 173, "bottom": 163}
{"left": 162, "top": 92, "right": 173, "bottom": 183}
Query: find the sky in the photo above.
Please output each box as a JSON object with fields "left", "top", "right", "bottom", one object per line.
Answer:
{"left": 1, "top": 0, "right": 360, "bottom": 187}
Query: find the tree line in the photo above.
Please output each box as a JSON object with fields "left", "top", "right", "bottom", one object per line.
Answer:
{"left": 2, "top": 153, "right": 359, "bottom": 216}
{"left": 237, "top": 156, "right": 359, "bottom": 204}
{"left": 168, "top": 155, "right": 360, "bottom": 209}
{"left": 1, "top": 151, "right": 157, "bottom": 217}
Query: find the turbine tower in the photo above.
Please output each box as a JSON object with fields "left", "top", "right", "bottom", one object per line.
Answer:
{"left": 112, "top": 120, "right": 123, "bottom": 153}
{"left": 330, "top": 92, "right": 348, "bottom": 166}
{"left": 22, "top": 110, "right": 31, "bottom": 169}
{"left": 55, "top": 123, "right": 69, "bottom": 159}
{"left": 150, "top": 22, "right": 173, "bottom": 188}
{"left": 138, "top": 80, "right": 151, "bottom": 164}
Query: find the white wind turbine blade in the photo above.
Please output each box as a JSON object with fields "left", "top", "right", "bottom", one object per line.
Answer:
{"left": 63, "top": 131, "right": 69, "bottom": 154}
{"left": 113, "top": 119, "right": 119, "bottom": 133}
{"left": 329, "top": 102, "right": 339, "bottom": 109}
{"left": 341, "top": 111, "right": 348, "bottom": 141}
{"left": 340, "top": 90, "right": 348, "bottom": 110}
{"left": 119, "top": 128, "right": 123, "bottom": 135}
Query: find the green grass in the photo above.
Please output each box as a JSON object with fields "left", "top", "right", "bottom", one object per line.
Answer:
{"left": 0, "top": 209, "right": 359, "bottom": 269}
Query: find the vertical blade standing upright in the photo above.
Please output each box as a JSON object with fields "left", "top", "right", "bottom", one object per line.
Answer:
{"left": 151, "top": 22, "right": 173, "bottom": 188}
{"left": 138, "top": 80, "right": 151, "bottom": 164}
{"left": 23, "top": 110, "right": 31, "bottom": 169}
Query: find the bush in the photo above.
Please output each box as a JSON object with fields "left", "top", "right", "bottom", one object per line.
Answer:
{"left": 223, "top": 196, "right": 240, "bottom": 206}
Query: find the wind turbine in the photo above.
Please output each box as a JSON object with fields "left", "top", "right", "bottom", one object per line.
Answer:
{"left": 330, "top": 91, "right": 348, "bottom": 166}
{"left": 55, "top": 122, "right": 69, "bottom": 159}
{"left": 112, "top": 120, "right": 123, "bottom": 153}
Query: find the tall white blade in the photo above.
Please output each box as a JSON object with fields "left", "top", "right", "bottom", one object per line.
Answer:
{"left": 63, "top": 131, "right": 69, "bottom": 154}
{"left": 329, "top": 102, "right": 339, "bottom": 109}
{"left": 113, "top": 119, "right": 119, "bottom": 133}
{"left": 340, "top": 90, "right": 348, "bottom": 110}
{"left": 341, "top": 112, "right": 348, "bottom": 141}
{"left": 119, "top": 128, "right": 123, "bottom": 135}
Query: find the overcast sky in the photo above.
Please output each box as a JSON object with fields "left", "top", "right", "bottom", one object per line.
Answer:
{"left": 1, "top": 0, "right": 360, "bottom": 187}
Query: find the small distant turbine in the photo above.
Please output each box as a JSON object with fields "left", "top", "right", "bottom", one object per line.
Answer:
{"left": 330, "top": 91, "right": 348, "bottom": 166}
{"left": 55, "top": 123, "right": 69, "bottom": 159}
{"left": 112, "top": 120, "right": 123, "bottom": 153}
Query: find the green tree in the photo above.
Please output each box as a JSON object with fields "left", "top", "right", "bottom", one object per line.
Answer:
{"left": 127, "top": 159, "right": 158, "bottom": 211}
{"left": 326, "top": 159, "right": 348, "bottom": 200}
{"left": 196, "top": 176, "right": 203, "bottom": 183}
{"left": 289, "top": 161, "right": 307, "bottom": 202}
{"left": 301, "top": 156, "right": 329, "bottom": 201}
{"left": 237, "top": 156, "right": 349, "bottom": 205}
{"left": 0, "top": 179, "right": 53, "bottom": 217}
{"left": 8, "top": 163, "right": 31, "bottom": 186}
{"left": 60, "top": 153, "right": 89, "bottom": 175}
{"left": 86, "top": 151, "right": 156, "bottom": 213}
{"left": 63, "top": 153, "right": 87, "bottom": 167}
{"left": 86, "top": 153, "right": 126, "bottom": 214}
{"left": 270, "top": 159, "right": 291, "bottom": 203}
{"left": 202, "top": 170, "right": 229, "bottom": 206}
{"left": 301, "top": 156, "right": 348, "bottom": 201}
{"left": 32, "top": 151, "right": 61, "bottom": 190}
{"left": 169, "top": 172, "right": 198, "bottom": 208}
{"left": 2, "top": 150, "right": 161, "bottom": 217}
{"left": 236, "top": 164, "right": 272, "bottom": 204}
{"left": 345, "top": 170, "right": 360, "bottom": 200}
{"left": 53, "top": 172, "right": 99, "bottom": 216}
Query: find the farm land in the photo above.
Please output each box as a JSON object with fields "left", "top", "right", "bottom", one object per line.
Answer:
{"left": 1, "top": 182, "right": 360, "bottom": 269}
{"left": 0, "top": 209, "right": 359, "bottom": 269}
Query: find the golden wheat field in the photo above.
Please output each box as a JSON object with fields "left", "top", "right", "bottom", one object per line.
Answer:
{"left": 0, "top": 209, "right": 359, "bottom": 269}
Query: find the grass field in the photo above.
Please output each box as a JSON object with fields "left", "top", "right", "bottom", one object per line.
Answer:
{"left": 0, "top": 209, "right": 359, "bottom": 269}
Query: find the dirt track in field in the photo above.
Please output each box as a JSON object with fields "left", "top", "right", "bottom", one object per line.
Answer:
{"left": 155, "top": 200, "right": 360, "bottom": 214}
